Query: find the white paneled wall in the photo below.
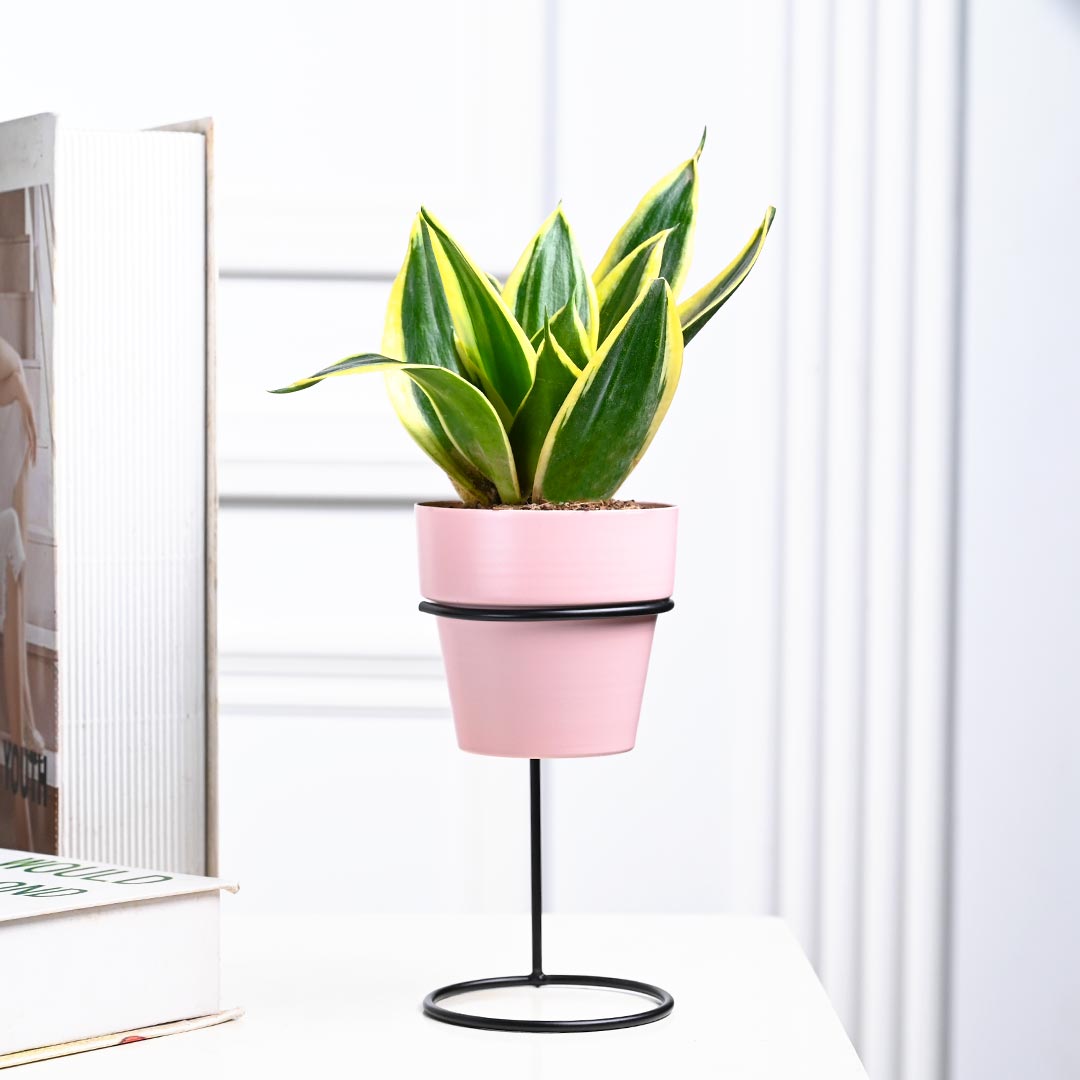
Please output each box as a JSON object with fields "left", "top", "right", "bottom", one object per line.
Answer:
{"left": 0, "top": 2, "right": 547, "bottom": 273}
{"left": 776, "top": 2, "right": 962, "bottom": 1079}
{"left": 217, "top": 279, "right": 449, "bottom": 501}
{"left": 0, "top": 2, "right": 970, "bottom": 1077}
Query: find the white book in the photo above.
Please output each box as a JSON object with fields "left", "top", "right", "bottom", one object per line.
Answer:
{"left": 0, "top": 847, "right": 238, "bottom": 1064}
{"left": 0, "top": 114, "right": 216, "bottom": 874}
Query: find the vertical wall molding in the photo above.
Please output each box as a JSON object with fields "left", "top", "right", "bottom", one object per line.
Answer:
{"left": 818, "top": 0, "right": 875, "bottom": 1038}
{"left": 777, "top": 0, "right": 835, "bottom": 968}
{"left": 903, "top": 1, "right": 964, "bottom": 1078}
{"left": 859, "top": 0, "right": 918, "bottom": 1077}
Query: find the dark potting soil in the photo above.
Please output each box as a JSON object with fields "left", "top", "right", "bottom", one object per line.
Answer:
{"left": 488, "top": 499, "right": 647, "bottom": 511}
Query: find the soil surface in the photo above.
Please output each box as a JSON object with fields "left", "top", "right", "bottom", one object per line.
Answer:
{"left": 489, "top": 499, "right": 646, "bottom": 511}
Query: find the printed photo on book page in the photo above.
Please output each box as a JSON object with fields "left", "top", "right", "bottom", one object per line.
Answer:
{"left": 0, "top": 183, "right": 57, "bottom": 854}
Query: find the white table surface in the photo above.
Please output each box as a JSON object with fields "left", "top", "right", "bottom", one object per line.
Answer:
{"left": 32, "top": 911, "right": 867, "bottom": 1078}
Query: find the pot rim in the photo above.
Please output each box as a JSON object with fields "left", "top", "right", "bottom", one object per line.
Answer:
{"left": 416, "top": 499, "right": 677, "bottom": 611}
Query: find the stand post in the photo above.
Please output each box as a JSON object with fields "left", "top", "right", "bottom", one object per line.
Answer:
{"left": 530, "top": 758, "right": 544, "bottom": 984}
{"left": 420, "top": 754, "right": 674, "bottom": 1032}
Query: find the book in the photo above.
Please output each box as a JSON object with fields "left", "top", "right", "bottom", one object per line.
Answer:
{"left": 0, "top": 114, "right": 216, "bottom": 874}
{"left": 0, "top": 847, "right": 238, "bottom": 1064}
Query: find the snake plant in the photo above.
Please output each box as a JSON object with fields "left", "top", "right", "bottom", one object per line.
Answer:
{"left": 274, "top": 134, "right": 775, "bottom": 506}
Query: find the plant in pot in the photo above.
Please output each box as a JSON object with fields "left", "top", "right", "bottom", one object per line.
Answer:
{"left": 273, "top": 133, "right": 774, "bottom": 759}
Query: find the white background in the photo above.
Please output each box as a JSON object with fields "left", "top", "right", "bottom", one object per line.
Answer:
{"left": 1, "top": 2, "right": 1077, "bottom": 1079}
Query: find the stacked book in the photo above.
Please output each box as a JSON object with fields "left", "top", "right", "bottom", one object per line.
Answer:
{"left": 0, "top": 847, "right": 238, "bottom": 1067}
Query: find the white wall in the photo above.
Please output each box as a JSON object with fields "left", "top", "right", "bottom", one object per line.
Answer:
{"left": 950, "top": 3, "right": 1080, "bottom": 1079}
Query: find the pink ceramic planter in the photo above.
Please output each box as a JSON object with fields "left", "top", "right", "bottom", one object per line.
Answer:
{"left": 416, "top": 502, "right": 678, "bottom": 758}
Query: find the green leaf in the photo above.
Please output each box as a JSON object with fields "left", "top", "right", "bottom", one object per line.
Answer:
{"left": 271, "top": 355, "right": 520, "bottom": 505}
{"left": 510, "top": 320, "right": 582, "bottom": 495}
{"left": 595, "top": 228, "right": 671, "bottom": 344}
{"left": 593, "top": 131, "right": 704, "bottom": 298}
{"left": 270, "top": 353, "right": 403, "bottom": 393}
{"left": 529, "top": 301, "right": 594, "bottom": 372}
{"left": 382, "top": 215, "right": 466, "bottom": 373}
{"left": 679, "top": 206, "right": 776, "bottom": 345}
{"left": 533, "top": 279, "right": 683, "bottom": 503}
{"left": 503, "top": 205, "right": 599, "bottom": 345}
{"left": 420, "top": 207, "right": 536, "bottom": 425}
{"left": 381, "top": 215, "right": 492, "bottom": 503}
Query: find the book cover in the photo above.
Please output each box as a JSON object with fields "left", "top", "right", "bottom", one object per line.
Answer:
{"left": 0, "top": 162, "right": 56, "bottom": 855}
{"left": 0, "top": 847, "right": 236, "bottom": 919}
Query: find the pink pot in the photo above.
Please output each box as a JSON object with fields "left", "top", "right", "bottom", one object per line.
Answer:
{"left": 416, "top": 502, "right": 678, "bottom": 758}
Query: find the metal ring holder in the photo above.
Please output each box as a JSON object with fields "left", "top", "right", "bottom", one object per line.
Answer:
{"left": 419, "top": 598, "right": 676, "bottom": 1033}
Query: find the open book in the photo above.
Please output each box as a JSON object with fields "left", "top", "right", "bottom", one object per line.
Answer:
{"left": 0, "top": 114, "right": 216, "bottom": 874}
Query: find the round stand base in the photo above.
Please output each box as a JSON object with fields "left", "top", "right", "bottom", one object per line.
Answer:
{"left": 423, "top": 972, "right": 675, "bottom": 1033}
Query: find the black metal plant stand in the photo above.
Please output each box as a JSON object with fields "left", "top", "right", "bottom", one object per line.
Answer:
{"left": 419, "top": 598, "right": 676, "bottom": 1033}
